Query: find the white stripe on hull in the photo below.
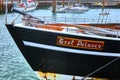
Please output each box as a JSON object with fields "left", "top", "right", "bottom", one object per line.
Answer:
{"left": 23, "top": 41, "right": 120, "bottom": 57}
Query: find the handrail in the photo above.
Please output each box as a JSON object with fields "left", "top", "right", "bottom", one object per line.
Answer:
{"left": 37, "top": 16, "right": 120, "bottom": 24}
{"left": 5, "top": 15, "right": 120, "bottom": 24}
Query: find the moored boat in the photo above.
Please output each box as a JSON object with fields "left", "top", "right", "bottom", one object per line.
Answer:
{"left": 54, "top": 2, "right": 89, "bottom": 13}
{"left": 5, "top": 8, "right": 120, "bottom": 79}
{"left": 56, "top": 5, "right": 89, "bottom": 13}
{"left": 13, "top": 0, "right": 38, "bottom": 12}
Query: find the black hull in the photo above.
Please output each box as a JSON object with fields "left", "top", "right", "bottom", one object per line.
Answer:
{"left": 6, "top": 24, "right": 120, "bottom": 79}
{"left": 26, "top": 46, "right": 120, "bottom": 78}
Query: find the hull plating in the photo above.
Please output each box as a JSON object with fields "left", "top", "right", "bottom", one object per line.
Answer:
{"left": 6, "top": 24, "right": 120, "bottom": 78}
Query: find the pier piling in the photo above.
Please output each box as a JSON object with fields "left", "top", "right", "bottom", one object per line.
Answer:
{"left": 52, "top": 0, "right": 56, "bottom": 13}
{"left": 0, "top": 0, "right": 4, "bottom": 13}
{"left": 0, "top": 0, "right": 14, "bottom": 13}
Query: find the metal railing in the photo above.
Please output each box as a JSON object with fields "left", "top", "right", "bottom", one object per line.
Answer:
{"left": 37, "top": 16, "right": 120, "bottom": 24}
{"left": 6, "top": 15, "right": 120, "bottom": 24}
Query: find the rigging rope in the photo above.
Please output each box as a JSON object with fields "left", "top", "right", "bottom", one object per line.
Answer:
{"left": 81, "top": 57, "right": 120, "bottom": 80}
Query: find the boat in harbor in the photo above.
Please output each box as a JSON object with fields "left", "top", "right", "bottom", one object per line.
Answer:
{"left": 56, "top": 3, "right": 89, "bottom": 13}
{"left": 13, "top": 0, "right": 38, "bottom": 12}
{"left": 5, "top": 8, "right": 120, "bottom": 79}
{"left": 52, "top": 0, "right": 89, "bottom": 13}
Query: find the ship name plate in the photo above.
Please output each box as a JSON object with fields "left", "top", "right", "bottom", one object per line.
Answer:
{"left": 57, "top": 36, "right": 105, "bottom": 50}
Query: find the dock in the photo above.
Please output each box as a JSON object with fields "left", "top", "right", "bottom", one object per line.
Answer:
{"left": 37, "top": 0, "right": 120, "bottom": 9}
{"left": 0, "top": 1, "right": 13, "bottom": 13}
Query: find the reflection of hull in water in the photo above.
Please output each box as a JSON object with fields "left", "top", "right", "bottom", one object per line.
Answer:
{"left": 6, "top": 9, "right": 120, "bottom": 79}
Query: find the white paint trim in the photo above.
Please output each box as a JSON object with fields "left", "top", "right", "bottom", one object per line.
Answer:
{"left": 23, "top": 41, "right": 120, "bottom": 57}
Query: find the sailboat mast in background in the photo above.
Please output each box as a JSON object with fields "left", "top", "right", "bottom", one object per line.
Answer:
{"left": 97, "top": 0, "right": 110, "bottom": 24}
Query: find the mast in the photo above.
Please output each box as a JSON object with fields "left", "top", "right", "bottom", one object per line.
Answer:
{"left": 101, "top": 0, "right": 106, "bottom": 12}
{"left": 97, "top": 0, "right": 110, "bottom": 24}
{"left": 5, "top": 0, "right": 8, "bottom": 24}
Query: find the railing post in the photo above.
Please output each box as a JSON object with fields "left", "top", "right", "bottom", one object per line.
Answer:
{"left": 65, "top": 17, "right": 66, "bottom": 22}
{"left": 74, "top": 18, "right": 76, "bottom": 24}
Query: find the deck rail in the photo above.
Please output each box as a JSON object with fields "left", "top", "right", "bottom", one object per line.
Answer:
{"left": 37, "top": 16, "right": 120, "bottom": 24}
{"left": 4, "top": 15, "right": 120, "bottom": 38}
{"left": 6, "top": 15, "right": 120, "bottom": 24}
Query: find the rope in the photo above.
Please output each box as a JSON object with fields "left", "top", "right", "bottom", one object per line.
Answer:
{"left": 81, "top": 57, "right": 120, "bottom": 80}
{"left": 11, "top": 14, "right": 21, "bottom": 24}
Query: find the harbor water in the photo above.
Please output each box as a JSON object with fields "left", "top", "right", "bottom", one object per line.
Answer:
{"left": 0, "top": 8, "right": 120, "bottom": 80}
